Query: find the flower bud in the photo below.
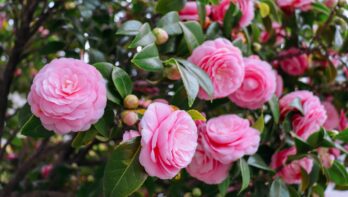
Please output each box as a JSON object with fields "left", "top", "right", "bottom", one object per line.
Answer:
{"left": 164, "top": 64, "right": 181, "bottom": 80}
{"left": 121, "top": 111, "right": 139, "bottom": 126}
{"left": 253, "top": 43, "right": 262, "bottom": 52}
{"left": 123, "top": 94, "right": 139, "bottom": 109}
{"left": 192, "top": 188, "right": 202, "bottom": 197}
{"left": 153, "top": 28, "right": 169, "bottom": 45}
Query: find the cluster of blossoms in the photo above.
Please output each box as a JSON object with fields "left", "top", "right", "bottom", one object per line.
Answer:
{"left": 26, "top": 0, "right": 348, "bottom": 188}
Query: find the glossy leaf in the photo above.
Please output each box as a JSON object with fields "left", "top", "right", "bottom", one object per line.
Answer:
{"left": 326, "top": 160, "right": 348, "bottom": 185}
{"left": 72, "top": 128, "right": 98, "bottom": 148}
{"left": 252, "top": 113, "right": 264, "bottom": 133}
{"left": 176, "top": 58, "right": 214, "bottom": 98}
{"left": 196, "top": 1, "right": 206, "bottom": 27}
{"left": 111, "top": 67, "right": 133, "bottom": 98}
{"left": 247, "top": 154, "right": 274, "bottom": 172}
{"left": 179, "top": 21, "right": 204, "bottom": 52}
{"left": 290, "top": 97, "right": 304, "bottom": 115}
{"left": 21, "top": 115, "right": 54, "bottom": 138}
{"left": 129, "top": 23, "right": 155, "bottom": 48}
{"left": 223, "top": 3, "right": 241, "bottom": 37}
{"left": 335, "top": 128, "right": 348, "bottom": 142}
{"left": 94, "top": 106, "right": 115, "bottom": 138}
{"left": 116, "top": 20, "right": 143, "bottom": 36}
{"left": 103, "top": 137, "right": 148, "bottom": 197}
{"left": 187, "top": 110, "right": 206, "bottom": 121}
{"left": 312, "top": 2, "right": 330, "bottom": 16}
{"left": 239, "top": 158, "right": 250, "bottom": 194}
{"left": 307, "top": 128, "right": 324, "bottom": 148}
{"left": 158, "top": 11, "right": 182, "bottom": 35}
{"left": 131, "top": 44, "right": 163, "bottom": 72}
{"left": 177, "top": 64, "right": 199, "bottom": 107}
{"left": 93, "top": 62, "right": 114, "bottom": 79}
{"left": 300, "top": 168, "right": 310, "bottom": 192}
{"left": 269, "top": 95, "right": 280, "bottom": 124}
{"left": 269, "top": 178, "right": 290, "bottom": 197}
{"left": 294, "top": 136, "right": 313, "bottom": 154}
{"left": 218, "top": 177, "right": 230, "bottom": 197}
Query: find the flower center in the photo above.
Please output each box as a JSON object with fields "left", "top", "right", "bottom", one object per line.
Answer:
{"left": 242, "top": 78, "right": 258, "bottom": 91}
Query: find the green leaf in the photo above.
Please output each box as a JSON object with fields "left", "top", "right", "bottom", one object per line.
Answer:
{"left": 247, "top": 154, "right": 274, "bottom": 172}
{"left": 129, "top": 23, "right": 155, "bottom": 48}
{"left": 155, "top": 0, "right": 186, "bottom": 14}
{"left": 116, "top": 20, "right": 143, "bottom": 36}
{"left": 290, "top": 97, "right": 304, "bottom": 115}
{"left": 239, "top": 158, "right": 250, "bottom": 194}
{"left": 197, "top": 1, "right": 206, "bottom": 27}
{"left": 209, "top": 0, "right": 219, "bottom": 5}
{"left": 218, "top": 177, "right": 230, "bottom": 197}
{"left": 312, "top": 2, "right": 330, "bottom": 16}
{"left": 179, "top": 21, "right": 204, "bottom": 52}
{"left": 21, "top": 115, "right": 54, "bottom": 138}
{"left": 93, "top": 62, "right": 114, "bottom": 79}
{"left": 269, "top": 95, "right": 280, "bottom": 124}
{"left": 326, "top": 160, "right": 348, "bottom": 185}
{"left": 300, "top": 168, "right": 310, "bottom": 192}
{"left": 312, "top": 184, "right": 325, "bottom": 197}
{"left": 223, "top": 3, "right": 242, "bottom": 37}
{"left": 157, "top": 11, "right": 182, "bottom": 35}
{"left": 103, "top": 137, "right": 148, "bottom": 197}
{"left": 252, "top": 113, "right": 264, "bottom": 132}
{"left": 206, "top": 22, "right": 221, "bottom": 40}
{"left": 307, "top": 128, "right": 325, "bottom": 148}
{"left": 131, "top": 44, "right": 163, "bottom": 72}
{"left": 269, "top": 178, "right": 290, "bottom": 197}
{"left": 335, "top": 128, "right": 348, "bottom": 142}
{"left": 94, "top": 106, "right": 115, "bottom": 138}
{"left": 177, "top": 64, "right": 199, "bottom": 107}
{"left": 72, "top": 128, "right": 98, "bottom": 148}
{"left": 187, "top": 110, "right": 206, "bottom": 121}
{"left": 176, "top": 58, "right": 214, "bottom": 98}
{"left": 93, "top": 63, "right": 122, "bottom": 105}
{"left": 111, "top": 67, "right": 133, "bottom": 98}
{"left": 294, "top": 136, "right": 313, "bottom": 154}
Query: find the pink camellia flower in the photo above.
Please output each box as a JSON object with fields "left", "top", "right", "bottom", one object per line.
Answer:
{"left": 28, "top": 58, "right": 107, "bottom": 134}
{"left": 229, "top": 56, "right": 276, "bottom": 110}
{"left": 271, "top": 147, "right": 313, "bottom": 184}
{"left": 188, "top": 38, "right": 245, "bottom": 100}
{"left": 179, "top": 2, "right": 211, "bottom": 21}
{"left": 200, "top": 114, "right": 260, "bottom": 164}
{"left": 280, "top": 91, "right": 327, "bottom": 139}
{"left": 186, "top": 141, "right": 232, "bottom": 184}
{"left": 211, "top": 0, "right": 255, "bottom": 28}
{"left": 122, "top": 130, "right": 140, "bottom": 143}
{"left": 275, "top": 73, "right": 284, "bottom": 97}
{"left": 139, "top": 102, "right": 198, "bottom": 179}
{"left": 325, "top": 0, "right": 337, "bottom": 7}
{"left": 322, "top": 101, "right": 339, "bottom": 130}
{"left": 276, "top": 0, "right": 313, "bottom": 12}
{"left": 41, "top": 164, "right": 53, "bottom": 179}
{"left": 318, "top": 148, "right": 340, "bottom": 168}
{"left": 339, "top": 110, "right": 348, "bottom": 131}
{"left": 260, "top": 22, "right": 286, "bottom": 46}
{"left": 278, "top": 48, "right": 309, "bottom": 76}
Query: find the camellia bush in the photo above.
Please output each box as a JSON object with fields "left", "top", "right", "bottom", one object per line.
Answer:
{"left": 1, "top": 0, "right": 348, "bottom": 196}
